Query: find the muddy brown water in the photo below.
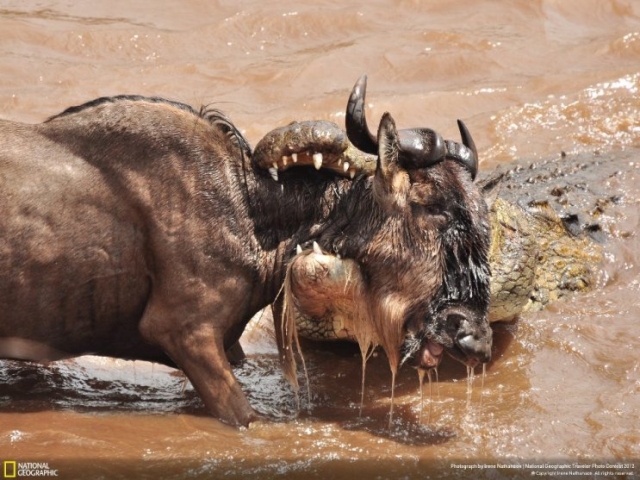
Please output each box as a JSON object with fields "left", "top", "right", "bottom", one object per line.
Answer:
{"left": 1, "top": 1, "right": 640, "bottom": 479}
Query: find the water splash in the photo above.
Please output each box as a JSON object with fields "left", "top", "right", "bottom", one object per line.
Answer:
{"left": 388, "top": 368, "right": 397, "bottom": 430}
{"left": 417, "top": 368, "right": 434, "bottom": 425}
{"left": 358, "top": 344, "right": 376, "bottom": 417}
{"left": 486, "top": 72, "right": 640, "bottom": 163}
{"left": 480, "top": 363, "right": 487, "bottom": 408}
{"left": 417, "top": 369, "right": 425, "bottom": 424}
{"left": 466, "top": 365, "right": 476, "bottom": 410}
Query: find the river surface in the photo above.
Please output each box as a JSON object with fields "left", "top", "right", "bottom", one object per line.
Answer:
{"left": 1, "top": 1, "right": 639, "bottom": 479}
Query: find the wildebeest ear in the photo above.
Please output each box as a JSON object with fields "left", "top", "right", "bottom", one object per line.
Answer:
{"left": 373, "top": 113, "right": 410, "bottom": 211}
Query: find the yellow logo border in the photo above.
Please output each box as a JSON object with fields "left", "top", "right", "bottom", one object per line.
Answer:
{"left": 3, "top": 461, "right": 17, "bottom": 479}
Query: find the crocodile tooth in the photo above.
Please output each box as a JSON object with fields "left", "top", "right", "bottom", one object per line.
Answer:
{"left": 292, "top": 153, "right": 298, "bottom": 163}
{"left": 313, "top": 153, "right": 323, "bottom": 170}
{"left": 349, "top": 169, "right": 356, "bottom": 179}
{"left": 282, "top": 155, "right": 288, "bottom": 166}
{"left": 268, "top": 167, "right": 278, "bottom": 181}
{"left": 312, "top": 241, "right": 322, "bottom": 254}
{"left": 343, "top": 162, "right": 350, "bottom": 172}
{"left": 296, "top": 244, "right": 303, "bottom": 254}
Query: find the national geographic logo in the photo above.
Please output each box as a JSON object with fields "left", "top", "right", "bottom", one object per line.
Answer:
{"left": 3, "top": 461, "right": 58, "bottom": 477}
{"left": 2, "top": 462, "right": 15, "bottom": 479}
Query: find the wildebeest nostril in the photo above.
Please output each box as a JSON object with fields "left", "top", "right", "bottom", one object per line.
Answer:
{"left": 458, "top": 334, "right": 491, "bottom": 363}
{"left": 441, "top": 307, "right": 493, "bottom": 365}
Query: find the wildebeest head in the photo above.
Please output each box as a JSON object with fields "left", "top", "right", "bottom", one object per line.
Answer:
{"left": 324, "top": 76, "right": 492, "bottom": 372}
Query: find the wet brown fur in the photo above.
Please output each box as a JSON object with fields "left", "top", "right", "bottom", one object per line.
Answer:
{"left": 282, "top": 115, "right": 492, "bottom": 380}
{"left": 0, "top": 98, "right": 490, "bottom": 426}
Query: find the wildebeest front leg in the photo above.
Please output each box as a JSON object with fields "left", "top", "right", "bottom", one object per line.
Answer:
{"left": 225, "top": 341, "right": 246, "bottom": 366}
{"left": 139, "top": 300, "right": 257, "bottom": 427}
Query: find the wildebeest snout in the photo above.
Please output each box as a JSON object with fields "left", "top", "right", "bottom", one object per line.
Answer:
{"left": 443, "top": 305, "right": 492, "bottom": 366}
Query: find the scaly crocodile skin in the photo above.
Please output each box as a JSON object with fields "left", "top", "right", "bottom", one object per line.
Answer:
{"left": 487, "top": 197, "right": 602, "bottom": 321}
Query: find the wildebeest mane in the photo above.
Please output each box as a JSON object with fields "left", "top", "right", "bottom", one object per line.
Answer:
{"left": 46, "top": 95, "right": 251, "bottom": 156}
{"left": 197, "top": 103, "right": 251, "bottom": 156}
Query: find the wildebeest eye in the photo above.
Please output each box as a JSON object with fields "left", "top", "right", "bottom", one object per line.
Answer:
{"left": 408, "top": 182, "right": 452, "bottom": 225}
{"left": 411, "top": 202, "right": 449, "bottom": 226}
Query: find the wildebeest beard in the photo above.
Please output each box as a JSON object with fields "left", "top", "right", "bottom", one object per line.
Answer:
{"left": 400, "top": 210, "right": 492, "bottom": 368}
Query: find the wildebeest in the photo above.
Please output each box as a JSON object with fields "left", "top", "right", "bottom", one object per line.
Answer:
{"left": 0, "top": 76, "right": 491, "bottom": 426}
{"left": 270, "top": 76, "right": 492, "bottom": 375}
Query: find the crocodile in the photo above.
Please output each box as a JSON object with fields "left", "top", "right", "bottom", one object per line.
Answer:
{"left": 252, "top": 120, "right": 635, "bottom": 343}
{"left": 479, "top": 153, "right": 620, "bottom": 322}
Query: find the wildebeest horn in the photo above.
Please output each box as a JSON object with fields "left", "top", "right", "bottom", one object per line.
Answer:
{"left": 346, "top": 74, "right": 378, "bottom": 155}
{"left": 347, "top": 75, "right": 446, "bottom": 166}
{"left": 347, "top": 74, "right": 479, "bottom": 179}
{"left": 396, "top": 128, "right": 446, "bottom": 169}
{"left": 444, "top": 120, "right": 478, "bottom": 180}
